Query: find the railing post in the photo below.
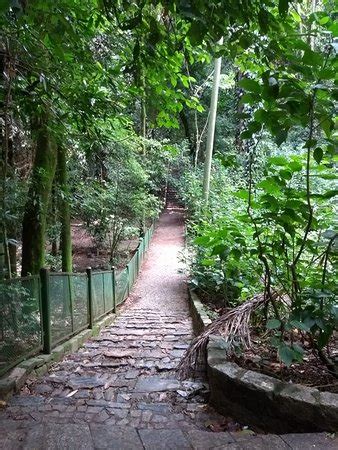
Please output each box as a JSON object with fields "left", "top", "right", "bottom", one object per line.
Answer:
{"left": 40, "top": 268, "right": 52, "bottom": 354}
{"left": 67, "top": 274, "right": 74, "bottom": 333}
{"left": 139, "top": 237, "right": 143, "bottom": 267}
{"left": 111, "top": 266, "right": 116, "bottom": 313}
{"left": 126, "top": 263, "right": 130, "bottom": 297}
{"left": 136, "top": 245, "right": 139, "bottom": 275}
{"left": 86, "top": 267, "right": 94, "bottom": 329}
{"left": 102, "top": 273, "right": 106, "bottom": 313}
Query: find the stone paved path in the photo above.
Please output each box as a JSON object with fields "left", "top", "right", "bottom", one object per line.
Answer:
{"left": 0, "top": 209, "right": 336, "bottom": 449}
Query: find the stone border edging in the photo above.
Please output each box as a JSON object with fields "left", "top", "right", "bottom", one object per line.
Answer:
{"left": 0, "top": 312, "right": 117, "bottom": 402}
{"left": 187, "top": 287, "right": 212, "bottom": 334}
{"left": 188, "top": 287, "right": 338, "bottom": 433}
{"left": 207, "top": 336, "right": 338, "bottom": 433}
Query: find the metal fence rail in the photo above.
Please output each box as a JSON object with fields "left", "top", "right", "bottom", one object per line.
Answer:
{"left": 49, "top": 272, "right": 89, "bottom": 347}
{"left": 0, "top": 220, "right": 156, "bottom": 376}
{"left": 115, "top": 267, "right": 129, "bottom": 306}
{"left": 0, "top": 276, "right": 42, "bottom": 376}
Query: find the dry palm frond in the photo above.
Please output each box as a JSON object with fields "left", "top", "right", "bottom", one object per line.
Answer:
{"left": 178, "top": 292, "right": 278, "bottom": 380}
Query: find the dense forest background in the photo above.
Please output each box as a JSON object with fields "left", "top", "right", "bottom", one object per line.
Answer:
{"left": 0, "top": 1, "right": 337, "bottom": 374}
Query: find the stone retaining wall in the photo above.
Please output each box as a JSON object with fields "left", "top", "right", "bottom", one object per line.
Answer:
{"left": 207, "top": 336, "right": 338, "bottom": 433}
{"left": 188, "top": 287, "right": 338, "bottom": 433}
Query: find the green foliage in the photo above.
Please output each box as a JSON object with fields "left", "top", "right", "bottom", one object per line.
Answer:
{"left": 174, "top": 0, "right": 338, "bottom": 368}
{"left": 183, "top": 148, "right": 337, "bottom": 365}
{"left": 178, "top": 161, "right": 261, "bottom": 307}
{"left": 73, "top": 138, "right": 161, "bottom": 263}
{"left": 0, "top": 280, "right": 41, "bottom": 367}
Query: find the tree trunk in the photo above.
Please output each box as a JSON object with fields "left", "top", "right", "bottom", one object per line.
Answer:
{"left": 179, "top": 109, "right": 194, "bottom": 156}
{"left": 1, "top": 40, "right": 12, "bottom": 279}
{"left": 8, "top": 242, "right": 17, "bottom": 275}
{"left": 21, "top": 117, "right": 57, "bottom": 276}
{"left": 7, "top": 137, "right": 17, "bottom": 275}
{"left": 140, "top": 60, "right": 147, "bottom": 235}
{"left": 234, "top": 70, "right": 244, "bottom": 153}
{"left": 203, "top": 37, "right": 223, "bottom": 204}
{"left": 140, "top": 95, "right": 146, "bottom": 152}
{"left": 50, "top": 184, "right": 58, "bottom": 257}
{"left": 57, "top": 146, "right": 72, "bottom": 272}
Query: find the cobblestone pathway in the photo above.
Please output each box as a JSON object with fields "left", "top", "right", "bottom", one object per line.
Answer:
{"left": 0, "top": 209, "right": 336, "bottom": 449}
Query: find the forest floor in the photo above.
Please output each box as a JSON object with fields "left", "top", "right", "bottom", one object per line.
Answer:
{"left": 0, "top": 209, "right": 336, "bottom": 449}
{"left": 71, "top": 221, "right": 140, "bottom": 272}
{"left": 197, "top": 294, "right": 337, "bottom": 393}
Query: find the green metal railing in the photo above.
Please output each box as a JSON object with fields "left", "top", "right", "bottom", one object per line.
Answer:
{"left": 0, "top": 275, "right": 42, "bottom": 375}
{"left": 47, "top": 271, "right": 89, "bottom": 348}
{"left": 115, "top": 267, "right": 129, "bottom": 306}
{"left": 0, "top": 221, "right": 156, "bottom": 376}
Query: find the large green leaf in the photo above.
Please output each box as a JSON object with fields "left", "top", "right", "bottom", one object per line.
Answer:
{"left": 257, "top": 178, "right": 282, "bottom": 196}
{"left": 313, "top": 147, "right": 323, "bottom": 164}
{"left": 239, "top": 78, "right": 261, "bottom": 93}
{"left": 0, "top": 0, "right": 9, "bottom": 13}
{"left": 266, "top": 318, "right": 281, "bottom": 329}
{"left": 278, "top": 0, "right": 290, "bottom": 17}
{"left": 269, "top": 156, "right": 288, "bottom": 166}
{"left": 278, "top": 344, "right": 294, "bottom": 367}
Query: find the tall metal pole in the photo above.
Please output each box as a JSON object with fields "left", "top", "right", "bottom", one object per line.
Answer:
{"left": 203, "top": 37, "right": 223, "bottom": 204}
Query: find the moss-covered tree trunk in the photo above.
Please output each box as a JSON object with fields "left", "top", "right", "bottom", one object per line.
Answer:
{"left": 7, "top": 136, "right": 17, "bottom": 275}
{"left": 57, "top": 146, "right": 72, "bottom": 272}
{"left": 234, "top": 70, "right": 244, "bottom": 153}
{"left": 1, "top": 41, "right": 12, "bottom": 279}
{"left": 0, "top": 156, "right": 6, "bottom": 280}
{"left": 50, "top": 184, "right": 58, "bottom": 257}
{"left": 21, "top": 118, "right": 57, "bottom": 276}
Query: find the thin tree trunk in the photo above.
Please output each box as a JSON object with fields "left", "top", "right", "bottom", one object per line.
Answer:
{"left": 203, "top": 37, "right": 223, "bottom": 203}
{"left": 21, "top": 116, "right": 57, "bottom": 276}
{"left": 234, "top": 70, "right": 244, "bottom": 153}
{"left": 51, "top": 184, "right": 58, "bottom": 257}
{"left": 8, "top": 243, "right": 16, "bottom": 275}
{"left": 195, "top": 111, "right": 210, "bottom": 168}
{"left": 140, "top": 62, "right": 147, "bottom": 235}
{"left": 179, "top": 109, "right": 194, "bottom": 157}
{"left": 1, "top": 39, "right": 12, "bottom": 279}
{"left": 7, "top": 136, "right": 17, "bottom": 275}
{"left": 57, "top": 146, "right": 72, "bottom": 272}
{"left": 141, "top": 96, "right": 146, "bottom": 152}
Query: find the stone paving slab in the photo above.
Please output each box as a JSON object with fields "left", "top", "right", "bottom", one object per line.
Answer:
{"left": 230, "top": 434, "right": 289, "bottom": 450}
{"left": 280, "top": 433, "right": 338, "bottom": 449}
{"left": 0, "top": 422, "right": 337, "bottom": 449}
{"left": 187, "top": 430, "right": 235, "bottom": 449}
{"left": 139, "top": 428, "right": 192, "bottom": 449}
{"left": 134, "top": 376, "right": 181, "bottom": 392}
{"left": 90, "top": 424, "right": 141, "bottom": 449}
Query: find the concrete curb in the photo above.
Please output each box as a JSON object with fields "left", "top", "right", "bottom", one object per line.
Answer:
{"left": 0, "top": 312, "right": 118, "bottom": 402}
{"left": 188, "top": 287, "right": 338, "bottom": 433}
{"left": 207, "top": 336, "right": 338, "bottom": 433}
{"left": 187, "top": 287, "right": 212, "bottom": 334}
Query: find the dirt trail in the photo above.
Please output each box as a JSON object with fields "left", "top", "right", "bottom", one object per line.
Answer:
{"left": 127, "top": 207, "right": 188, "bottom": 312}
{"left": 0, "top": 209, "right": 334, "bottom": 449}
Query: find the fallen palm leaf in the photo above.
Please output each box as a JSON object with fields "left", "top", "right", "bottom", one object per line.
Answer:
{"left": 178, "top": 292, "right": 277, "bottom": 379}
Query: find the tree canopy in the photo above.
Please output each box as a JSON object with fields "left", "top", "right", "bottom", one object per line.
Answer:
{"left": 1, "top": 0, "right": 337, "bottom": 370}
